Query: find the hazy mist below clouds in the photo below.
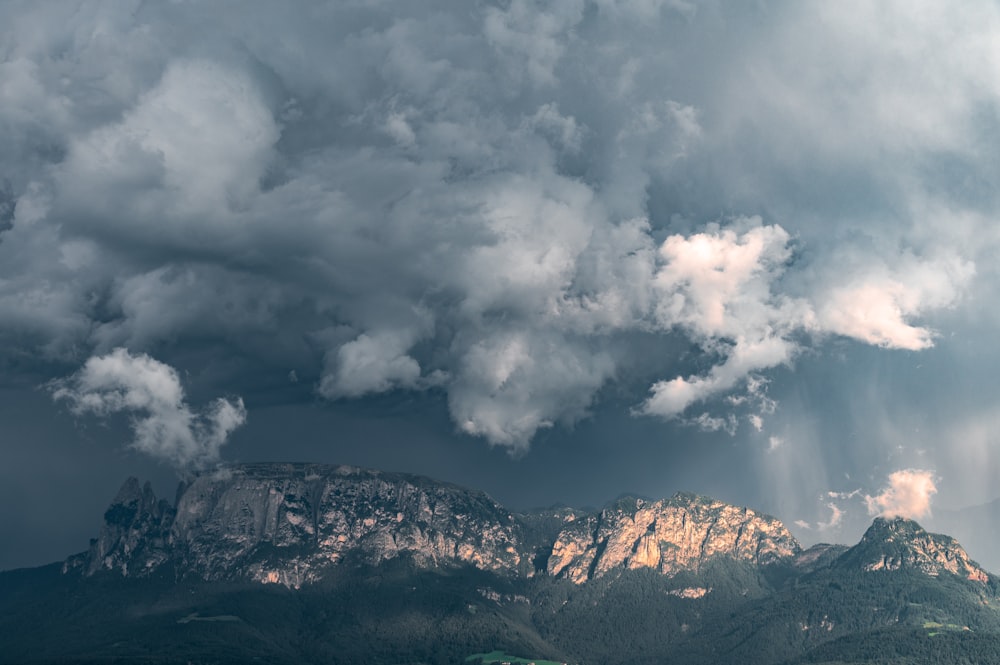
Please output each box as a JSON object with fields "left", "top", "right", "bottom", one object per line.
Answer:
{"left": 3, "top": 0, "right": 1000, "bottom": 570}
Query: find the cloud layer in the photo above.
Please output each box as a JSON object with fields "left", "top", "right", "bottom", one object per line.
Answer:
{"left": 1, "top": 0, "right": 997, "bottom": 453}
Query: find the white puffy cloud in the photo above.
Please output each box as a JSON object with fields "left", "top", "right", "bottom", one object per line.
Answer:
{"left": 652, "top": 223, "right": 796, "bottom": 337}
{"left": 817, "top": 255, "right": 974, "bottom": 350}
{"left": 50, "top": 348, "right": 246, "bottom": 471}
{"left": 640, "top": 222, "right": 811, "bottom": 417}
{"left": 865, "top": 469, "right": 938, "bottom": 520}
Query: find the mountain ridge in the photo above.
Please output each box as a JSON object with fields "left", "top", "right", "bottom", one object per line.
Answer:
{"left": 6, "top": 462, "right": 1000, "bottom": 665}
{"left": 62, "top": 462, "right": 991, "bottom": 591}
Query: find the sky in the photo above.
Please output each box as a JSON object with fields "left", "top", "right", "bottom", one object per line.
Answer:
{"left": 3, "top": 0, "right": 1000, "bottom": 572}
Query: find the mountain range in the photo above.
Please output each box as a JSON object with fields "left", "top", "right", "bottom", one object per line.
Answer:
{"left": 3, "top": 463, "right": 1000, "bottom": 664}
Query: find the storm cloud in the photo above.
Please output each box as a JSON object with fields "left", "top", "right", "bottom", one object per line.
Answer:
{"left": 4, "top": 0, "right": 1000, "bottom": 569}
{"left": 3, "top": 0, "right": 992, "bottom": 452}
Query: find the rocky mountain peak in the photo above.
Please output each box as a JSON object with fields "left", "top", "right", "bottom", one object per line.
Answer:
{"left": 71, "top": 466, "right": 939, "bottom": 590}
{"left": 110, "top": 476, "right": 142, "bottom": 505}
{"left": 75, "top": 463, "right": 526, "bottom": 587}
{"left": 864, "top": 516, "right": 923, "bottom": 538}
{"left": 546, "top": 491, "right": 800, "bottom": 583}
{"left": 837, "top": 516, "right": 989, "bottom": 583}
{"left": 78, "top": 476, "right": 175, "bottom": 576}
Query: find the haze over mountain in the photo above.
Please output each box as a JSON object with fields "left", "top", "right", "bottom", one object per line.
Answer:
{"left": 4, "top": 0, "right": 1000, "bottom": 584}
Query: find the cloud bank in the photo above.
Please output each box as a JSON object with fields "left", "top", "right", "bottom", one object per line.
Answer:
{"left": 1, "top": 0, "right": 995, "bottom": 451}
{"left": 51, "top": 349, "right": 246, "bottom": 471}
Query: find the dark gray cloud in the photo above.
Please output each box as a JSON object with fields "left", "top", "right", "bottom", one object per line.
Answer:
{"left": 3, "top": 0, "right": 1000, "bottom": 569}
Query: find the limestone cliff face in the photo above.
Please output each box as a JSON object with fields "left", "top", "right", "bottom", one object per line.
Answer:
{"left": 73, "top": 467, "right": 807, "bottom": 588}
{"left": 838, "top": 517, "right": 989, "bottom": 583}
{"left": 82, "top": 464, "right": 524, "bottom": 587}
{"left": 547, "top": 493, "right": 800, "bottom": 583}
{"left": 60, "top": 470, "right": 1000, "bottom": 596}
{"left": 73, "top": 477, "right": 175, "bottom": 576}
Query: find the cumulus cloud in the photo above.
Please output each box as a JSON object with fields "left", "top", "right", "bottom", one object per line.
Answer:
{"left": 640, "top": 221, "right": 809, "bottom": 417}
{"left": 1, "top": 0, "right": 995, "bottom": 453}
{"left": 817, "top": 255, "right": 974, "bottom": 350}
{"left": 319, "top": 329, "right": 425, "bottom": 399}
{"left": 449, "top": 331, "right": 615, "bottom": 450}
{"left": 865, "top": 469, "right": 938, "bottom": 520}
{"left": 59, "top": 59, "right": 279, "bottom": 221}
{"left": 50, "top": 348, "right": 246, "bottom": 471}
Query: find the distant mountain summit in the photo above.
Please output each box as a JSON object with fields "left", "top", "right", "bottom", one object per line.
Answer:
{"left": 835, "top": 516, "right": 989, "bottom": 582}
{"left": 547, "top": 493, "right": 800, "bottom": 583}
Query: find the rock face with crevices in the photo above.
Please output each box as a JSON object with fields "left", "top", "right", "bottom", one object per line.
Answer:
{"left": 70, "top": 465, "right": 806, "bottom": 588}
{"left": 75, "top": 464, "right": 525, "bottom": 587}
{"left": 546, "top": 493, "right": 801, "bottom": 583}
{"left": 82, "top": 477, "right": 174, "bottom": 577}
{"left": 68, "top": 464, "right": 997, "bottom": 596}
{"left": 836, "top": 517, "right": 989, "bottom": 583}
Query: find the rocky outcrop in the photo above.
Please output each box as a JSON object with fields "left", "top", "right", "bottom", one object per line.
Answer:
{"left": 837, "top": 517, "right": 989, "bottom": 583}
{"left": 546, "top": 493, "right": 800, "bottom": 583}
{"left": 74, "top": 469, "right": 803, "bottom": 588}
{"left": 78, "top": 464, "right": 524, "bottom": 587}
{"left": 67, "top": 477, "right": 175, "bottom": 576}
